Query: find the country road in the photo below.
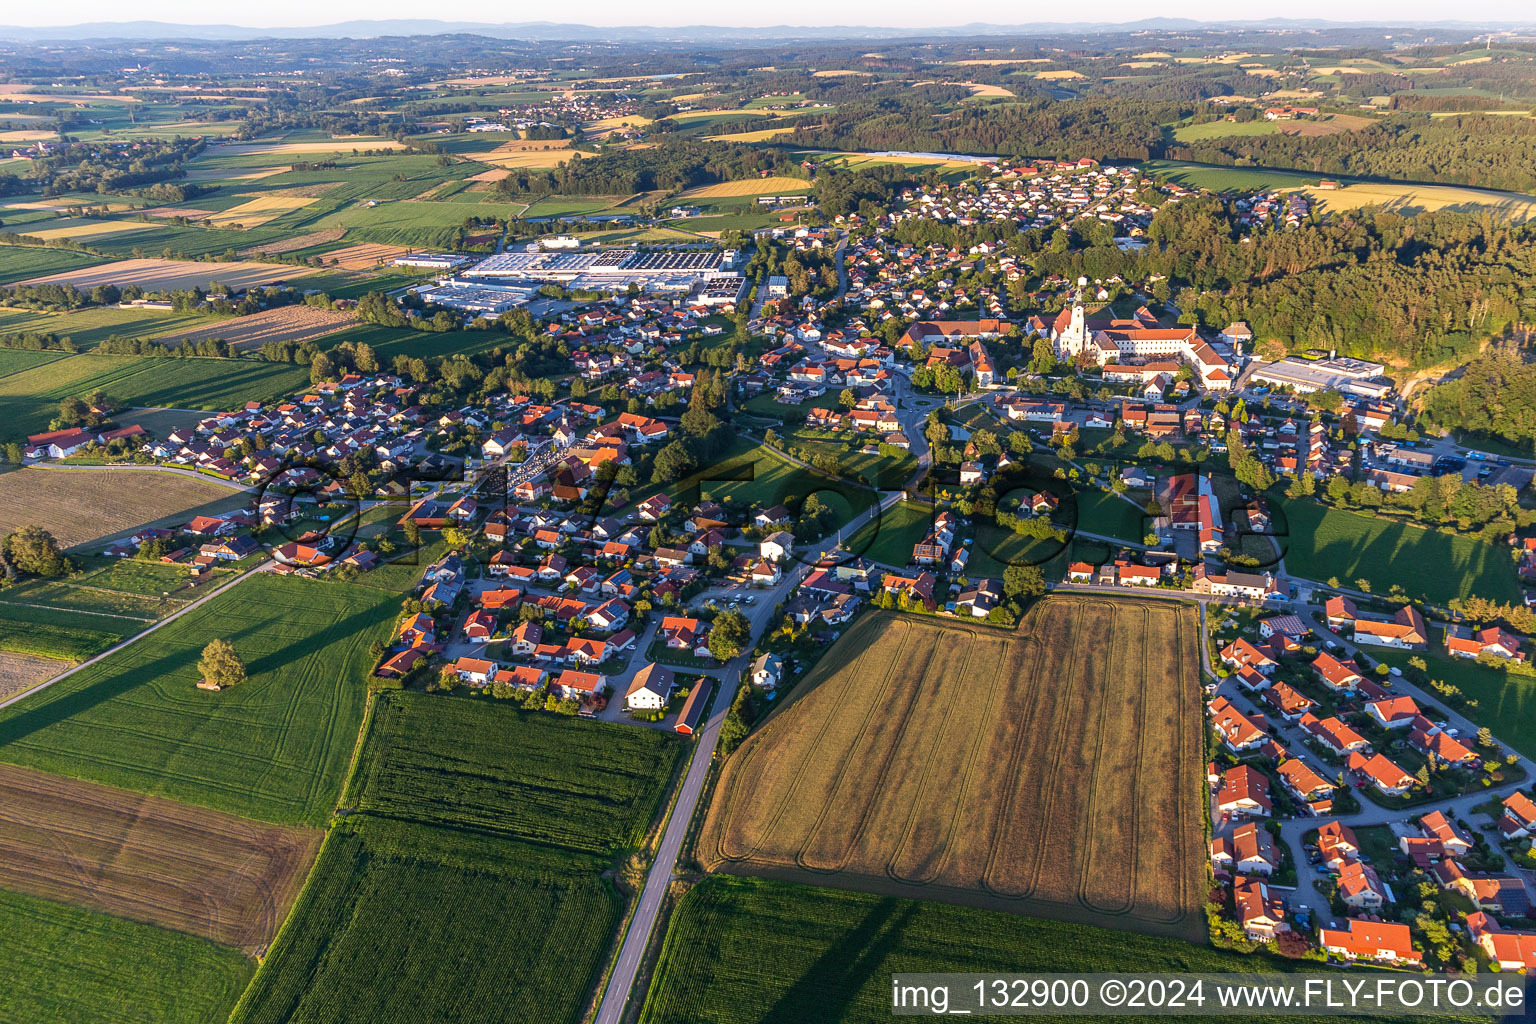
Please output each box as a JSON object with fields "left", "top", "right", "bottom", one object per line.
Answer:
{"left": 592, "top": 489, "right": 901, "bottom": 1024}
{"left": 0, "top": 559, "right": 272, "bottom": 711}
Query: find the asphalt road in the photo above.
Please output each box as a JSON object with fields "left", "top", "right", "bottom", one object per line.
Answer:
{"left": 591, "top": 489, "right": 901, "bottom": 1024}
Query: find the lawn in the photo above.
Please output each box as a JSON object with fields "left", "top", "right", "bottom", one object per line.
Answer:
{"left": 1375, "top": 649, "right": 1536, "bottom": 762}
{"left": 1275, "top": 496, "right": 1520, "bottom": 606}
{"left": 1074, "top": 487, "right": 1151, "bottom": 543}
{"left": 681, "top": 442, "right": 878, "bottom": 528}
{"left": 0, "top": 887, "right": 254, "bottom": 1024}
{"left": 845, "top": 499, "right": 936, "bottom": 567}
{"left": 640, "top": 875, "right": 1473, "bottom": 1024}
{"left": 233, "top": 691, "right": 685, "bottom": 1024}
{"left": 698, "top": 600, "right": 1205, "bottom": 939}
{"left": 0, "top": 574, "right": 398, "bottom": 825}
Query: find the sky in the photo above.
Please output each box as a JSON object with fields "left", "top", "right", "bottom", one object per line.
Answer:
{"left": 5, "top": 1, "right": 1536, "bottom": 29}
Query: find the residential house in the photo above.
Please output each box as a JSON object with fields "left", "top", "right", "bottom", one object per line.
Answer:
{"left": 1216, "top": 764, "right": 1272, "bottom": 819}
{"left": 626, "top": 663, "right": 676, "bottom": 711}
{"left": 1337, "top": 860, "right": 1390, "bottom": 910}
{"left": 1319, "top": 920, "right": 1422, "bottom": 965}
{"left": 1346, "top": 751, "right": 1417, "bottom": 797}
{"left": 760, "top": 531, "right": 795, "bottom": 561}
{"left": 1208, "top": 696, "right": 1268, "bottom": 752}
{"left": 1366, "top": 696, "right": 1421, "bottom": 729}
{"left": 1233, "top": 876, "right": 1289, "bottom": 941}
{"left": 1211, "top": 821, "right": 1280, "bottom": 877}
{"left": 1351, "top": 605, "right": 1429, "bottom": 650}
{"left": 751, "top": 652, "right": 783, "bottom": 690}
{"left": 1500, "top": 792, "right": 1536, "bottom": 839}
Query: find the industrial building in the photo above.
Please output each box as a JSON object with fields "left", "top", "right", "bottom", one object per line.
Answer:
{"left": 1249, "top": 355, "right": 1392, "bottom": 399}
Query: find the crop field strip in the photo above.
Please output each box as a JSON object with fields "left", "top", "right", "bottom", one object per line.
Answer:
{"left": 355, "top": 689, "right": 686, "bottom": 853}
{"left": 698, "top": 599, "right": 1205, "bottom": 939}
{"left": 0, "top": 885, "right": 256, "bottom": 1024}
{"left": 639, "top": 875, "right": 1476, "bottom": 1024}
{"left": 0, "top": 762, "right": 319, "bottom": 952}
{"left": 0, "top": 354, "right": 312, "bottom": 438}
{"left": 0, "top": 574, "right": 398, "bottom": 825}
{"left": 232, "top": 692, "right": 686, "bottom": 1024}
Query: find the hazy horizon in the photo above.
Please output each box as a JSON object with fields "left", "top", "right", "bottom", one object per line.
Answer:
{"left": 4, "top": 5, "right": 1536, "bottom": 31}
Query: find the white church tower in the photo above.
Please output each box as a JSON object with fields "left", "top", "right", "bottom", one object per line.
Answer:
{"left": 1057, "top": 276, "right": 1088, "bottom": 360}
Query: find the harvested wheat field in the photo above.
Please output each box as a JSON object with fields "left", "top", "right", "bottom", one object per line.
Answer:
{"left": 238, "top": 227, "right": 347, "bottom": 257}
{"left": 466, "top": 167, "right": 512, "bottom": 183}
{"left": 679, "top": 176, "right": 813, "bottom": 199}
{"left": 698, "top": 598, "right": 1205, "bottom": 940}
{"left": 0, "top": 763, "right": 318, "bottom": 952}
{"left": 1281, "top": 113, "right": 1376, "bottom": 137}
{"left": 472, "top": 139, "right": 576, "bottom": 168}
{"left": 211, "top": 139, "right": 405, "bottom": 155}
{"left": 13, "top": 257, "right": 316, "bottom": 292}
{"left": 707, "top": 127, "right": 802, "bottom": 143}
{"left": 0, "top": 652, "right": 64, "bottom": 702}
{"left": 1304, "top": 181, "right": 1536, "bottom": 223}
{"left": 157, "top": 306, "right": 357, "bottom": 350}
{"left": 0, "top": 467, "right": 247, "bottom": 550}
{"left": 204, "top": 196, "right": 318, "bottom": 229}
{"left": 313, "top": 242, "right": 409, "bottom": 269}
{"left": 141, "top": 206, "right": 218, "bottom": 220}
{"left": 24, "top": 219, "right": 155, "bottom": 241}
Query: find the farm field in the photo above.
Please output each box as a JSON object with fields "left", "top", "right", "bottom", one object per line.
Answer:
{"left": 20, "top": 218, "right": 156, "bottom": 242}
{"left": 153, "top": 306, "right": 358, "bottom": 350}
{"left": 0, "top": 353, "right": 312, "bottom": 438}
{"left": 697, "top": 600, "right": 1205, "bottom": 939}
{"left": 233, "top": 692, "right": 684, "bottom": 1024}
{"left": 0, "top": 887, "right": 255, "bottom": 1024}
{"left": 229, "top": 817, "right": 622, "bottom": 1024}
{"left": 0, "top": 467, "right": 247, "bottom": 549}
{"left": 0, "top": 244, "right": 112, "bottom": 283}
{"left": 355, "top": 690, "right": 685, "bottom": 854}
{"left": 0, "top": 602, "right": 137, "bottom": 661}
{"left": 1171, "top": 119, "right": 1281, "bottom": 141}
{"left": 311, "top": 241, "right": 409, "bottom": 269}
{"left": 0, "top": 306, "right": 221, "bottom": 350}
{"left": 0, "top": 762, "right": 318, "bottom": 951}
{"left": 11, "top": 256, "right": 319, "bottom": 292}
{"left": 0, "top": 348, "right": 65, "bottom": 378}
{"left": 0, "top": 574, "right": 398, "bottom": 825}
{"left": 237, "top": 227, "right": 347, "bottom": 257}
{"left": 1145, "top": 160, "right": 1331, "bottom": 191}
{"left": 1274, "top": 496, "right": 1520, "bottom": 605}
{"left": 1303, "top": 181, "right": 1536, "bottom": 222}
{"left": 641, "top": 875, "right": 1471, "bottom": 1024}
{"left": 0, "top": 650, "right": 62, "bottom": 702}
{"left": 202, "top": 195, "right": 318, "bottom": 228}
{"left": 677, "top": 176, "right": 812, "bottom": 198}
{"left": 206, "top": 138, "right": 407, "bottom": 155}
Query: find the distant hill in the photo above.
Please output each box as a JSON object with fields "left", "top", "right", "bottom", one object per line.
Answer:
{"left": 0, "top": 18, "right": 1531, "bottom": 43}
